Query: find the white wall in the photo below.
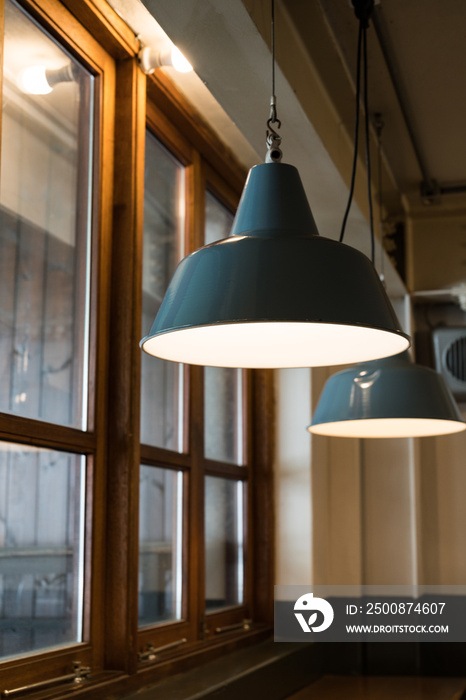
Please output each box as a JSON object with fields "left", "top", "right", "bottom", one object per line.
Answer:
{"left": 274, "top": 368, "right": 312, "bottom": 585}
{"left": 274, "top": 340, "right": 466, "bottom": 589}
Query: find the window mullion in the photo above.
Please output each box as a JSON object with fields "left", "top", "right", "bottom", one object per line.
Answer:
{"left": 249, "top": 369, "right": 275, "bottom": 626}
{"left": 188, "top": 364, "right": 206, "bottom": 640}
{"left": 103, "top": 56, "right": 146, "bottom": 675}
{"left": 185, "top": 153, "right": 207, "bottom": 642}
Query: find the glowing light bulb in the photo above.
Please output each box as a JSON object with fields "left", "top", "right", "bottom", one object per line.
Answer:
{"left": 170, "top": 46, "right": 192, "bottom": 73}
{"left": 139, "top": 45, "right": 193, "bottom": 75}
{"left": 18, "top": 65, "right": 52, "bottom": 94}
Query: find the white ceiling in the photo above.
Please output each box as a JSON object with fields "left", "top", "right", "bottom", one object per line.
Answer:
{"left": 305, "top": 0, "right": 466, "bottom": 201}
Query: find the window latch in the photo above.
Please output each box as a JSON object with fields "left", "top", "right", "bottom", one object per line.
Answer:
{"left": 215, "top": 619, "right": 252, "bottom": 635}
{"left": 2, "top": 661, "right": 90, "bottom": 698}
{"left": 138, "top": 638, "right": 187, "bottom": 664}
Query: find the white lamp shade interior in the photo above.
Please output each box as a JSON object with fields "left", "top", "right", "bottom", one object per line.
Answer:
{"left": 142, "top": 321, "right": 409, "bottom": 368}
{"left": 309, "top": 417, "right": 466, "bottom": 438}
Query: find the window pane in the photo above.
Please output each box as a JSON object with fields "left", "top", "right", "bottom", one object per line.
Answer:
{"left": 141, "top": 133, "right": 185, "bottom": 451}
{"left": 204, "top": 192, "right": 245, "bottom": 465}
{"left": 0, "top": 0, "right": 93, "bottom": 429}
{"left": 204, "top": 367, "right": 244, "bottom": 464}
{"left": 0, "top": 444, "right": 85, "bottom": 659}
{"left": 138, "top": 466, "right": 183, "bottom": 627}
{"left": 205, "top": 191, "right": 233, "bottom": 244}
{"left": 205, "top": 477, "right": 244, "bottom": 611}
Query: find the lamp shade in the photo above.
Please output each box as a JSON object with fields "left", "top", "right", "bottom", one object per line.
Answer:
{"left": 141, "top": 162, "right": 410, "bottom": 368}
{"left": 308, "top": 351, "right": 466, "bottom": 437}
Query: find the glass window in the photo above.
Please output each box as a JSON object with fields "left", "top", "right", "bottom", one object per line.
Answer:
{"left": 0, "top": 443, "right": 85, "bottom": 659}
{"left": 0, "top": 0, "right": 263, "bottom": 688}
{"left": 204, "top": 367, "right": 244, "bottom": 465}
{"left": 138, "top": 466, "right": 183, "bottom": 627}
{"left": 140, "top": 133, "right": 185, "bottom": 451}
{"left": 204, "top": 192, "right": 245, "bottom": 465}
{"left": 0, "top": 0, "right": 93, "bottom": 430}
{"left": 205, "top": 476, "right": 244, "bottom": 611}
{"left": 205, "top": 191, "right": 233, "bottom": 245}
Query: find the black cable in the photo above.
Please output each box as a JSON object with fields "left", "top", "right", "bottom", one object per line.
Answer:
{"left": 375, "top": 114, "right": 385, "bottom": 283}
{"left": 271, "top": 0, "right": 275, "bottom": 98}
{"left": 362, "top": 25, "right": 375, "bottom": 264}
{"left": 266, "top": 0, "right": 282, "bottom": 160}
{"left": 339, "top": 20, "right": 363, "bottom": 243}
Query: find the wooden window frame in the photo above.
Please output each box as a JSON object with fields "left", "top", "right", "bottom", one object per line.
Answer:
{"left": 201, "top": 173, "right": 252, "bottom": 633}
{"left": 0, "top": 0, "right": 120, "bottom": 693}
{"left": 0, "top": 0, "right": 274, "bottom": 695}
{"left": 134, "top": 101, "right": 255, "bottom": 662}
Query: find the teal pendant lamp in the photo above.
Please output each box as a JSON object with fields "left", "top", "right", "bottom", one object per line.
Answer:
{"left": 140, "top": 161, "right": 409, "bottom": 368}
{"left": 308, "top": 351, "right": 465, "bottom": 438}
{"left": 140, "top": 0, "right": 410, "bottom": 369}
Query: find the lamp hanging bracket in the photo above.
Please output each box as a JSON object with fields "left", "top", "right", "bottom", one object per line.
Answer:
{"left": 266, "top": 96, "right": 282, "bottom": 163}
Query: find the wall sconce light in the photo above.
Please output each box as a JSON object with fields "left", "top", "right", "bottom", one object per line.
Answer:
{"left": 138, "top": 45, "right": 193, "bottom": 74}
{"left": 17, "top": 63, "right": 77, "bottom": 95}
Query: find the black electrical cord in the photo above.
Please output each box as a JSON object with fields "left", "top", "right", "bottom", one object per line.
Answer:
{"left": 340, "top": 1, "right": 376, "bottom": 267}
{"left": 339, "top": 21, "right": 363, "bottom": 243}
{"left": 271, "top": 0, "right": 276, "bottom": 99}
{"left": 266, "top": 0, "right": 282, "bottom": 161}
{"left": 375, "top": 113, "right": 385, "bottom": 283}
{"left": 363, "top": 24, "right": 375, "bottom": 264}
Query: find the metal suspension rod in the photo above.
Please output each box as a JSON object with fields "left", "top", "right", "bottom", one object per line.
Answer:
{"left": 266, "top": 0, "right": 282, "bottom": 162}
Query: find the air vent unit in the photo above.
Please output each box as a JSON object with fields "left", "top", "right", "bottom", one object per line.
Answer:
{"left": 433, "top": 327, "right": 466, "bottom": 400}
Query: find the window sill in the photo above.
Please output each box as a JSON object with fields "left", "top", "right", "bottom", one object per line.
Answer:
{"left": 121, "top": 638, "right": 319, "bottom": 700}
{"left": 11, "top": 637, "right": 319, "bottom": 700}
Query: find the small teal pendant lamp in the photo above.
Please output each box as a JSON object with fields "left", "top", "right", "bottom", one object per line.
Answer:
{"left": 140, "top": 1, "right": 410, "bottom": 369}
{"left": 308, "top": 351, "right": 465, "bottom": 438}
